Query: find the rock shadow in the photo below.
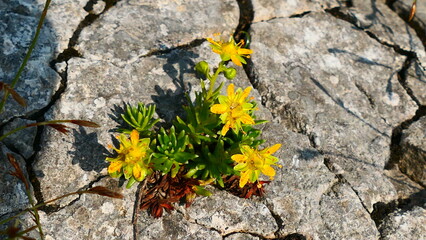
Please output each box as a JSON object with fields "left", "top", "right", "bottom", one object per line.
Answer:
{"left": 413, "top": 60, "right": 426, "bottom": 84}
{"left": 327, "top": 48, "right": 392, "bottom": 69}
{"left": 151, "top": 49, "right": 199, "bottom": 124}
{"left": 68, "top": 126, "right": 109, "bottom": 172}
{"left": 297, "top": 148, "right": 385, "bottom": 169}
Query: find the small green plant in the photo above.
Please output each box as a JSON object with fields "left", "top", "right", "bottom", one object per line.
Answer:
{"left": 106, "top": 34, "right": 282, "bottom": 217}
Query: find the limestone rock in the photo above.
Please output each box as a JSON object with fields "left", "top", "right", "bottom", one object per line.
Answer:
{"left": 384, "top": 168, "right": 424, "bottom": 199}
{"left": 390, "top": 0, "right": 426, "bottom": 44}
{"left": 224, "top": 233, "right": 260, "bottom": 240}
{"left": 23, "top": 177, "right": 136, "bottom": 240}
{"left": 252, "top": 0, "right": 341, "bottom": 22}
{"left": 261, "top": 123, "right": 379, "bottom": 239}
{"left": 318, "top": 182, "right": 380, "bottom": 239}
{"left": 399, "top": 115, "right": 426, "bottom": 186}
{"left": 135, "top": 210, "right": 222, "bottom": 240}
{"left": 0, "top": 0, "right": 87, "bottom": 121}
{"left": 75, "top": 0, "right": 239, "bottom": 66}
{"left": 0, "top": 118, "right": 36, "bottom": 159}
{"left": 0, "top": 145, "right": 31, "bottom": 216}
{"left": 342, "top": 0, "right": 426, "bottom": 64}
{"left": 406, "top": 60, "right": 426, "bottom": 105}
{"left": 185, "top": 189, "right": 278, "bottom": 237}
{"left": 250, "top": 12, "right": 415, "bottom": 211}
{"left": 2, "top": 0, "right": 426, "bottom": 239}
{"left": 379, "top": 205, "right": 426, "bottom": 240}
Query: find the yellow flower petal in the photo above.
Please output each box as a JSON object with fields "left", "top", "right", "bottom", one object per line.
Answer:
{"left": 130, "top": 129, "right": 139, "bottom": 145}
{"left": 240, "top": 114, "right": 255, "bottom": 125}
{"left": 206, "top": 38, "right": 220, "bottom": 46}
{"left": 221, "top": 121, "right": 231, "bottom": 136}
{"left": 227, "top": 84, "right": 235, "bottom": 98}
{"left": 231, "top": 55, "right": 242, "bottom": 66}
{"left": 239, "top": 170, "right": 250, "bottom": 188}
{"left": 265, "top": 144, "right": 281, "bottom": 154}
{"left": 261, "top": 165, "right": 276, "bottom": 178}
{"left": 133, "top": 163, "right": 142, "bottom": 180}
{"left": 231, "top": 154, "right": 248, "bottom": 163}
{"left": 241, "top": 87, "right": 252, "bottom": 100}
{"left": 238, "top": 48, "right": 253, "bottom": 55}
{"left": 211, "top": 104, "right": 227, "bottom": 114}
{"left": 108, "top": 161, "right": 122, "bottom": 173}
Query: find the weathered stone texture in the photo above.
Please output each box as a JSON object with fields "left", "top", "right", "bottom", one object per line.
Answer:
{"left": 399, "top": 115, "right": 426, "bottom": 186}
{"left": 262, "top": 123, "right": 379, "bottom": 239}
{"left": 344, "top": 0, "right": 426, "bottom": 63}
{"left": 0, "top": 0, "right": 87, "bottom": 121}
{"left": 185, "top": 189, "right": 277, "bottom": 237}
{"left": 23, "top": 178, "right": 136, "bottom": 240}
{"left": 390, "top": 0, "right": 426, "bottom": 45}
{"left": 252, "top": 0, "right": 340, "bottom": 22}
{"left": 136, "top": 210, "right": 222, "bottom": 240}
{"left": 0, "top": 118, "right": 36, "bottom": 159}
{"left": 379, "top": 205, "right": 426, "bottom": 240}
{"left": 76, "top": 0, "right": 239, "bottom": 66}
{"left": 224, "top": 233, "right": 260, "bottom": 240}
{"left": 406, "top": 60, "right": 426, "bottom": 105}
{"left": 0, "top": 145, "right": 31, "bottom": 216}
{"left": 1, "top": 0, "right": 426, "bottom": 239}
{"left": 250, "top": 12, "right": 416, "bottom": 211}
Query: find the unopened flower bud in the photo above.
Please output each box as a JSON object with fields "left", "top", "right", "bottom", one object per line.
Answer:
{"left": 224, "top": 67, "right": 237, "bottom": 80}
{"left": 195, "top": 61, "right": 210, "bottom": 77}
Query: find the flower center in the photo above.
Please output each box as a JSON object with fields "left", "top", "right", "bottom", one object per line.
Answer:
{"left": 230, "top": 102, "right": 239, "bottom": 110}
{"left": 222, "top": 43, "right": 238, "bottom": 55}
{"left": 126, "top": 147, "right": 145, "bottom": 164}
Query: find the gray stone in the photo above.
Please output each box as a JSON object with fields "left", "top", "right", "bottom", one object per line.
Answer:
{"left": 342, "top": 0, "right": 426, "bottom": 64}
{"left": 2, "top": 0, "right": 426, "bottom": 239}
{"left": 37, "top": 0, "right": 87, "bottom": 53}
{"left": 399, "top": 115, "right": 426, "bottom": 186}
{"left": 0, "top": 0, "right": 87, "bottom": 122}
{"left": 33, "top": 124, "right": 109, "bottom": 206}
{"left": 384, "top": 168, "right": 424, "bottom": 199}
{"left": 75, "top": 0, "right": 239, "bottom": 66}
{"left": 185, "top": 189, "right": 277, "bottom": 237}
{"left": 261, "top": 123, "right": 379, "bottom": 239}
{"left": 406, "top": 60, "right": 426, "bottom": 105}
{"left": 379, "top": 205, "right": 426, "bottom": 240}
{"left": 318, "top": 182, "right": 380, "bottom": 239}
{"left": 22, "top": 177, "right": 136, "bottom": 240}
{"left": 224, "top": 233, "right": 260, "bottom": 240}
{"left": 136, "top": 209, "right": 222, "bottom": 240}
{"left": 390, "top": 0, "right": 426, "bottom": 45}
{"left": 0, "top": 118, "right": 36, "bottom": 159}
{"left": 250, "top": 12, "right": 415, "bottom": 212}
{"left": 252, "top": 0, "right": 341, "bottom": 22}
{"left": 0, "top": 145, "right": 31, "bottom": 217}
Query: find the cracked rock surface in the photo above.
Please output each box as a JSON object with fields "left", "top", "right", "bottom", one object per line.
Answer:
{"left": 1, "top": 0, "right": 425, "bottom": 239}
{"left": 399, "top": 115, "right": 426, "bottom": 186}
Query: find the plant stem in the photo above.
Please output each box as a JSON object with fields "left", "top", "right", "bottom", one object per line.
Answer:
{"left": 206, "top": 61, "right": 225, "bottom": 100}
{"left": 0, "top": 190, "right": 84, "bottom": 226}
{"left": 0, "top": 125, "right": 28, "bottom": 142}
{"left": 26, "top": 189, "right": 44, "bottom": 239}
{"left": 0, "top": 0, "right": 52, "bottom": 113}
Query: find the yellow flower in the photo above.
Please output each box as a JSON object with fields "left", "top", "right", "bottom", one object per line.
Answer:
{"left": 207, "top": 34, "right": 253, "bottom": 66}
{"left": 231, "top": 144, "right": 282, "bottom": 188}
{"left": 106, "top": 129, "right": 152, "bottom": 181}
{"left": 210, "top": 83, "right": 256, "bottom": 136}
